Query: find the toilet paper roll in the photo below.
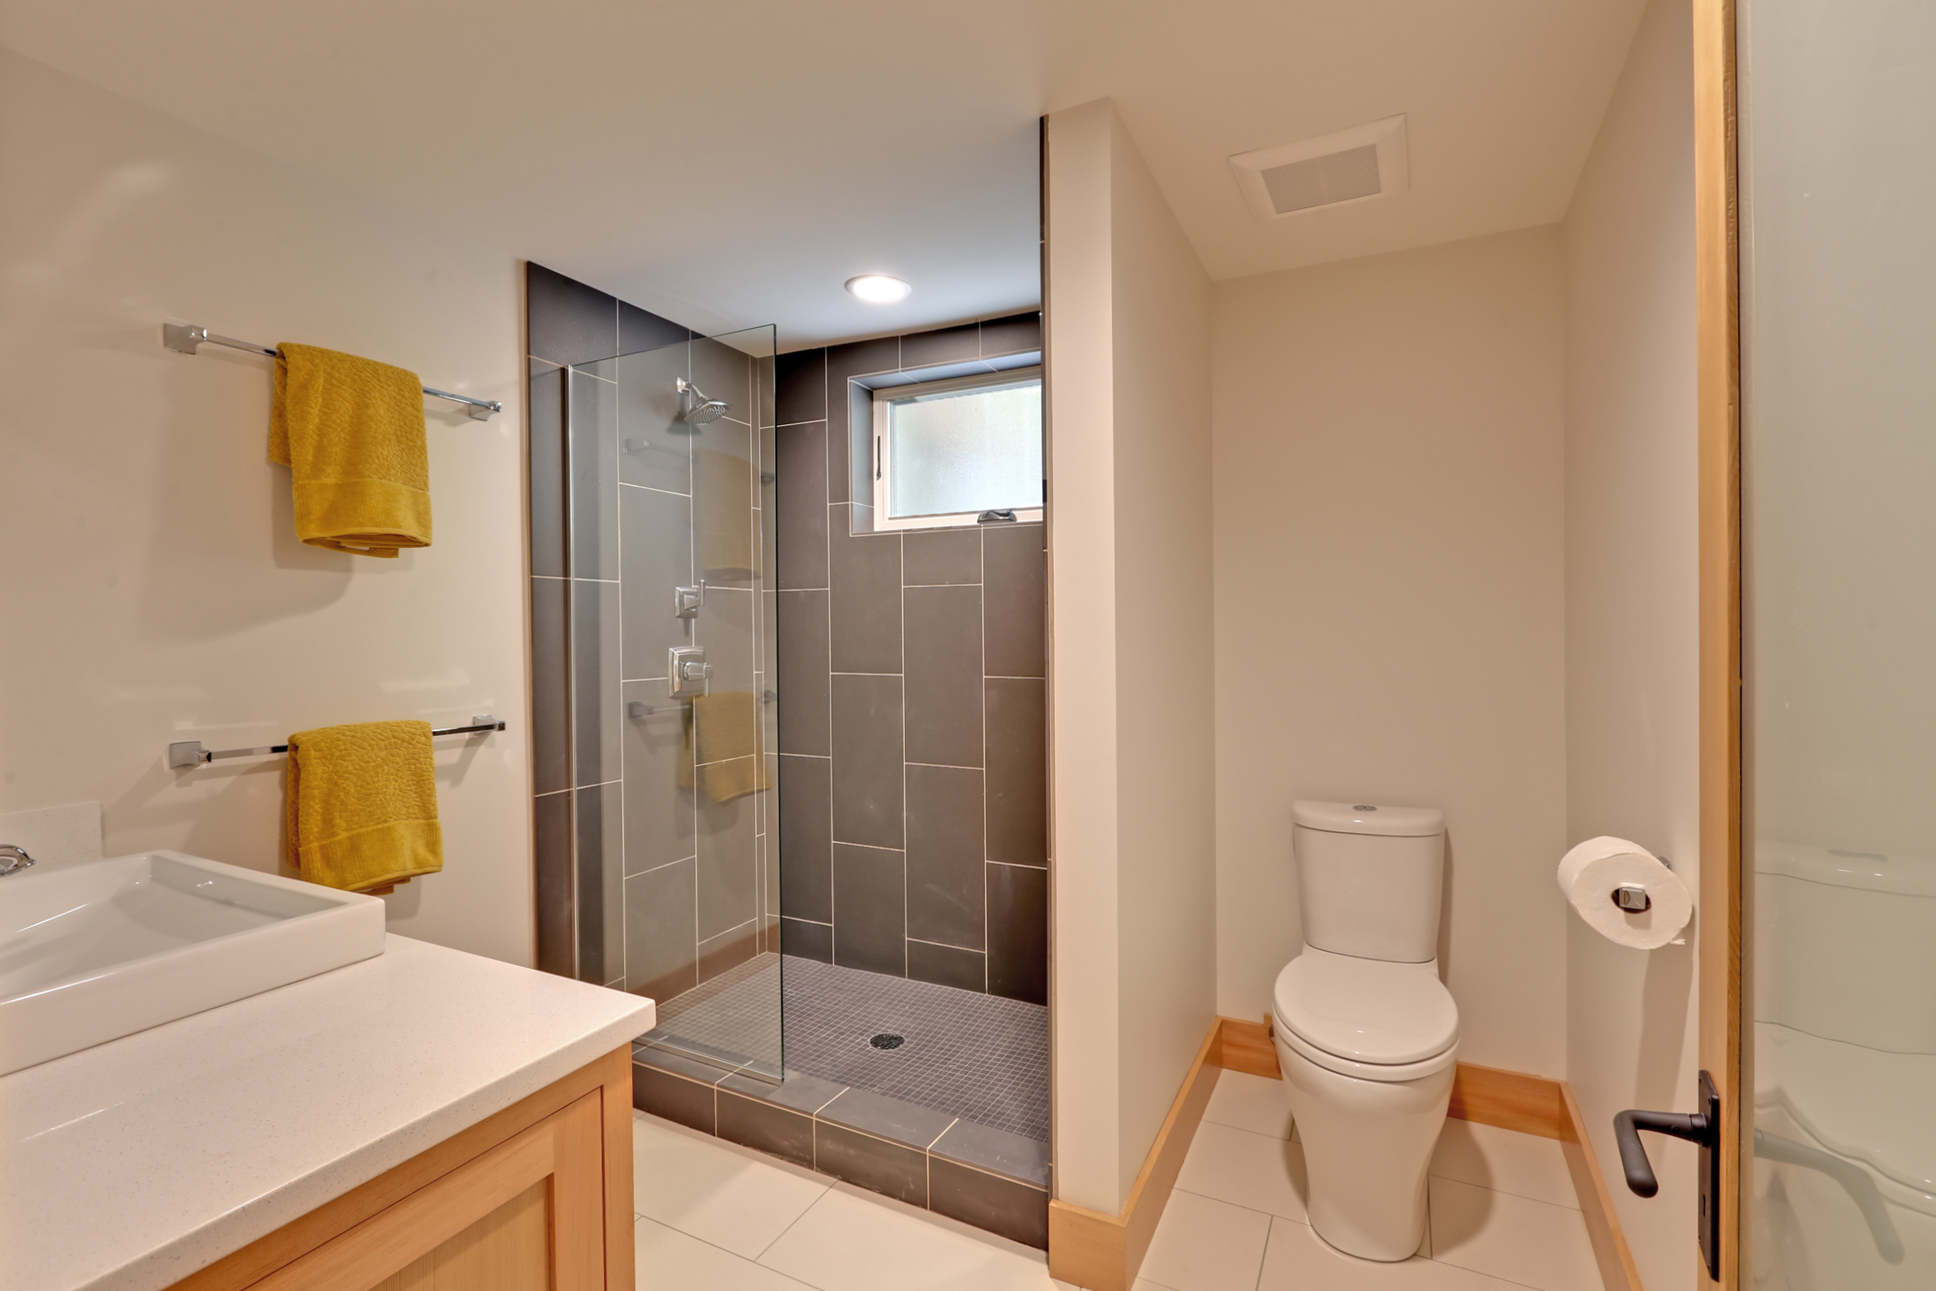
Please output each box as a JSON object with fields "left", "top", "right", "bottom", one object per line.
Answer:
{"left": 1556, "top": 836, "right": 1692, "bottom": 950}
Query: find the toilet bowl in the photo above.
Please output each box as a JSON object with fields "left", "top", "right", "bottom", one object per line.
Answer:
{"left": 1274, "top": 800, "right": 1460, "bottom": 1261}
{"left": 1272, "top": 948, "right": 1459, "bottom": 1260}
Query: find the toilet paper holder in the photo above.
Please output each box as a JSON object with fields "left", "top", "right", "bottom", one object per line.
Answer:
{"left": 1612, "top": 884, "right": 1652, "bottom": 913}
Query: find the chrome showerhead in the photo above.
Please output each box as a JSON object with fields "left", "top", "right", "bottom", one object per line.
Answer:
{"left": 677, "top": 377, "right": 729, "bottom": 425}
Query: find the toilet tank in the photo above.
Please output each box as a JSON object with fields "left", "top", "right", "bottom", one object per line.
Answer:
{"left": 1292, "top": 800, "right": 1445, "bottom": 963}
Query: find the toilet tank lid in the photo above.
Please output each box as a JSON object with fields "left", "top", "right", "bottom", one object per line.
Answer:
{"left": 1292, "top": 800, "right": 1443, "bottom": 838}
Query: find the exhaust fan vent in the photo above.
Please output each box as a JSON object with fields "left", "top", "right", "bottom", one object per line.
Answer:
{"left": 1230, "top": 116, "right": 1409, "bottom": 222}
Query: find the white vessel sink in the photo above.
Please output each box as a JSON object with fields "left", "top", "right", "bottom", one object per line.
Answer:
{"left": 0, "top": 850, "right": 385, "bottom": 1076}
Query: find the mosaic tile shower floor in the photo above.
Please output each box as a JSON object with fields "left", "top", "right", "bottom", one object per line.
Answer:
{"left": 649, "top": 953, "right": 1049, "bottom": 1142}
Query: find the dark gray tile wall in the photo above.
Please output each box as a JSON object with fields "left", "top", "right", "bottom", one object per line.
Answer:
{"left": 527, "top": 262, "right": 779, "bottom": 996}
{"left": 773, "top": 314, "right": 1047, "bottom": 999}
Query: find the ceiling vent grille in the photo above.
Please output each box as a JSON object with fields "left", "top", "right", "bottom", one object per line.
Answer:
{"left": 1230, "top": 116, "right": 1409, "bottom": 222}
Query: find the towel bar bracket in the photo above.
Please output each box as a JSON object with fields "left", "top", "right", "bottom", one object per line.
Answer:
{"left": 161, "top": 322, "right": 503, "bottom": 420}
{"left": 168, "top": 715, "right": 508, "bottom": 770}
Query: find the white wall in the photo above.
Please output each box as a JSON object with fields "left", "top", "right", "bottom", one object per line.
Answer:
{"left": 1210, "top": 227, "right": 1570, "bottom": 1078}
{"left": 1561, "top": 0, "right": 1701, "bottom": 1283}
{"left": 1045, "top": 98, "right": 1218, "bottom": 1214}
{"left": 0, "top": 49, "right": 534, "bottom": 965}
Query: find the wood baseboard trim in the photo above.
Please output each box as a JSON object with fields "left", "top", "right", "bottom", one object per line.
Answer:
{"left": 1089, "top": 1017, "right": 1640, "bottom": 1291}
{"left": 1047, "top": 1020, "right": 1222, "bottom": 1291}
{"left": 1561, "top": 1081, "right": 1646, "bottom": 1291}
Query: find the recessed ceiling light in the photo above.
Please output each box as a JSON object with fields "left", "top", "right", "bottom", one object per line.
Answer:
{"left": 846, "top": 275, "right": 912, "bottom": 304}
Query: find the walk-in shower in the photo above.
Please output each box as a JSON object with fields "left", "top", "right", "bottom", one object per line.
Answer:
{"left": 528, "top": 266, "right": 1050, "bottom": 1243}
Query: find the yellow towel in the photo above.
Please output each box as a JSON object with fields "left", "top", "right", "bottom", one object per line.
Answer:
{"left": 269, "top": 343, "right": 431, "bottom": 557}
{"left": 285, "top": 720, "right": 444, "bottom": 892}
{"left": 694, "top": 448, "right": 757, "bottom": 581}
{"left": 677, "top": 692, "right": 770, "bottom": 804}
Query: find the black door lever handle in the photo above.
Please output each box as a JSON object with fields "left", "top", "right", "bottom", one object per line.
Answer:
{"left": 1614, "top": 1107, "right": 1716, "bottom": 1197}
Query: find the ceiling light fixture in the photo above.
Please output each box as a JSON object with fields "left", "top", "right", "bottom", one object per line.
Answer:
{"left": 846, "top": 275, "right": 912, "bottom": 304}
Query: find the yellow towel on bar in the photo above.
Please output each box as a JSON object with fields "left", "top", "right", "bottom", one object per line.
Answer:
{"left": 677, "top": 691, "right": 769, "bottom": 804}
{"left": 269, "top": 343, "right": 431, "bottom": 557}
{"left": 285, "top": 720, "right": 444, "bottom": 892}
{"left": 694, "top": 448, "right": 757, "bottom": 581}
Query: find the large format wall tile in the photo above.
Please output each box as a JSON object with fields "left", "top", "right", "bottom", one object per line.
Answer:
{"left": 615, "top": 342, "right": 690, "bottom": 494}
{"left": 576, "top": 780, "right": 623, "bottom": 985}
{"left": 981, "top": 523, "right": 1046, "bottom": 678}
{"left": 907, "top": 938, "right": 986, "bottom": 993}
{"left": 904, "top": 585, "right": 983, "bottom": 768}
{"left": 831, "top": 674, "right": 904, "bottom": 849}
{"left": 619, "top": 301, "right": 688, "bottom": 356}
{"left": 619, "top": 484, "right": 693, "bottom": 681}
{"left": 573, "top": 581, "right": 621, "bottom": 788}
{"left": 987, "top": 863, "right": 1047, "bottom": 1005}
{"left": 902, "top": 528, "right": 981, "bottom": 586}
{"left": 776, "top": 590, "right": 830, "bottom": 756}
{"left": 776, "top": 422, "right": 829, "bottom": 590}
{"left": 984, "top": 678, "right": 1046, "bottom": 866}
{"left": 775, "top": 348, "right": 826, "bottom": 425}
{"left": 529, "top": 364, "right": 566, "bottom": 578}
{"left": 621, "top": 679, "right": 694, "bottom": 877}
{"left": 778, "top": 753, "right": 832, "bottom": 922}
{"left": 567, "top": 368, "right": 619, "bottom": 580}
{"left": 527, "top": 262, "right": 617, "bottom": 367}
{"left": 696, "top": 789, "right": 758, "bottom": 943}
{"left": 905, "top": 763, "right": 985, "bottom": 950}
{"left": 832, "top": 843, "right": 907, "bottom": 976}
{"left": 978, "top": 312, "right": 1043, "bottom": 358}
{"left": 828, "top": 514, "right": 901, "bottom": 673}
{"left": 530, "top": 576, "right": 570, "bottom": 797}
{"left": 624, "top": 857, "right": 697, "bottom": 1001}
{"left": 533, "top": 788, "right": 574, "bottom": 977}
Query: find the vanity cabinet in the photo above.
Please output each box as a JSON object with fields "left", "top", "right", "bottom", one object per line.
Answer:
{"left": 165, "top": 1047, "right": 635, "bottom": 1291}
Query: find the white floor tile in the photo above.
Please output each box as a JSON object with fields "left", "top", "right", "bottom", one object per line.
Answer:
{"left": 758, "top": 1184, "right": 1063, "bottom": 1291}
{"left": 1255, "top": 1216, "right": 1534, "bottom": 1291}
{"left": 1138, "top": 1189, "right": 1274, "bottom": 1291}
{"left": 633, "top": 1114, "right": 829, "bottom": 1258}
{"left": 1202, "top": 1071, "right": 1297, "bottom": 1141}
{"left": 1175, "top": 1120, "right": 1310, "bottom": 1222}
{"left": 636, "top": 1216, "right": 818, "bottom": 1291}
{"left": 1427, "top": 1177, "right": 1600, "bottom": 1291}
{"left": 1429, "top": 1121, "right": 1578, "bottom": 1209}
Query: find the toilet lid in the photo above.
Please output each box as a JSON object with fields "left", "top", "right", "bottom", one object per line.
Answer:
{"left": 1272, "top": 950, "right": 1459, "bottom": 1066}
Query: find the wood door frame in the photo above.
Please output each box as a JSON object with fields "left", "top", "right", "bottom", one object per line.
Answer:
{"left": 1694, "top": 0, "right": 1743, "bottom": 1284}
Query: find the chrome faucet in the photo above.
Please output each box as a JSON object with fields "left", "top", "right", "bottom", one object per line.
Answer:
{"left": 0, "top": 844, "right": 36, "bottom": 876}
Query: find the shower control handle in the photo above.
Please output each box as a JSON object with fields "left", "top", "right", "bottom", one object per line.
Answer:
{"left": 668, "top": 647, "right": 710, "bottom": 698}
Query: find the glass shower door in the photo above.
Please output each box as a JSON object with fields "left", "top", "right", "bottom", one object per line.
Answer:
{"left": 567, "top": 323, "right": 783, "bottom": 1080}
{"left": 1741, "top": 0, "right": 1936, "bottom": 1284}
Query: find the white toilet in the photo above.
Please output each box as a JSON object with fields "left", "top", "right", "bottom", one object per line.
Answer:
{"left": 1272, "top": 800, "right": 1459, "bottom": 1262}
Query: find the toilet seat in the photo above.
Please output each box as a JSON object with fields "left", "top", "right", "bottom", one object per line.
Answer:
{"left": 1273, "top": 949, "right": 1459, "bottom": 1082}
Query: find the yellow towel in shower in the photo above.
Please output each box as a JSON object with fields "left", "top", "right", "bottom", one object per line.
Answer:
{"left": 694, "top": 448, "right": 757, "bottom": 581}
{"left": 285, "top": 720, "right": 444, "bottom": 892}
{"left": 677, "top": 691, "right": 769, "bottom": 804}
{"left": 269, "top": 343, "right": 431, "bottom": 557}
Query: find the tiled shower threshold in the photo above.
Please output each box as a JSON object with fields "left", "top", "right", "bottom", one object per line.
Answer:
{"left": 631, "top": 954, "right": 1050, "bottom": 1248}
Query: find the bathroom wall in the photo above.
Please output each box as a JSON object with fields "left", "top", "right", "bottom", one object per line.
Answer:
{"left": 1044, "top": 98, "right": 1219, "bottom": 1215}
{"left": 771, "top": 316, "right": 1048, "bottom": 1001}
{"left": 1561, "top": 0, "right": 1701, "bottom": 1283}
{"left": 0, "top": 49, "right": 534, "bottom": 964}
{"left": 1210, "top": 226, "right": 1570, "bottom": 1078}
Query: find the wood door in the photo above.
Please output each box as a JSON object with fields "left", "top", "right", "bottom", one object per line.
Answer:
{"left": 1694, "top": 0, "right": 1742, "bottom": 1284}
{"left": 250, "top": 1091, "right": 606, "bottom": 1291}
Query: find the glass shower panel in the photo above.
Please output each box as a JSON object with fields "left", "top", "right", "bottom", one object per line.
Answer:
{"left": 567, "top": 324, "right": 782, "bottom": 1080}
{"left": 1742, "top": 1, "right": 1936, "bottom": 1285}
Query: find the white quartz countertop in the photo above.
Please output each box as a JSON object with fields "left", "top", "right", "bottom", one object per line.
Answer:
{"left": 0, "top": 935, "right": 655, "bottom": 1291}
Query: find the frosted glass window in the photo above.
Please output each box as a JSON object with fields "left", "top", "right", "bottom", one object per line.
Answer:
{"left": 882, "top": 376, "right": 1042, "bottom": 523}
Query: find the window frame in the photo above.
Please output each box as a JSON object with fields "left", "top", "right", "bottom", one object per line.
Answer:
{"left": 869, "top": 366, "right": 1045, "bottom": 531}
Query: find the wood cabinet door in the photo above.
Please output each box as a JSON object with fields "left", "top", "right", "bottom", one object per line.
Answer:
{"left": 250, "top": 1090, "right": 606, "bottom": 1291}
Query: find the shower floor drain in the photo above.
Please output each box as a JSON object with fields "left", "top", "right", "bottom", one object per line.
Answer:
{"left": 869, "top": 1033, "right": 905, "bottom": 1050}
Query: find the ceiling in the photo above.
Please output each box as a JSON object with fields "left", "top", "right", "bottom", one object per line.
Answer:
{"left": 0, "top": 0, "right": 1646, "bottom": 348}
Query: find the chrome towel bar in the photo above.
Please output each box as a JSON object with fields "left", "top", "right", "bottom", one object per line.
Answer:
{"left": 161, "top": 323, "right": 503, "bottom": 421}
{"left": 168, "top": 715, "right": 507, "bottom": 770}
